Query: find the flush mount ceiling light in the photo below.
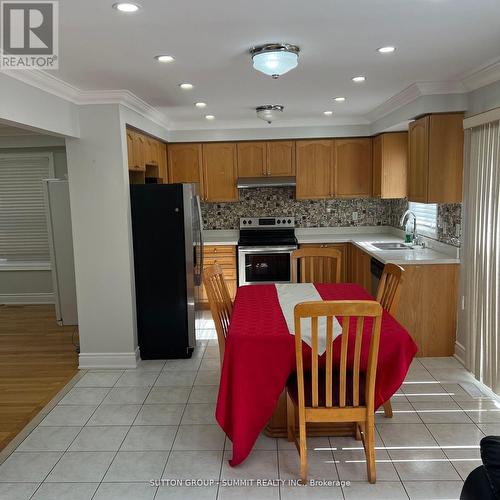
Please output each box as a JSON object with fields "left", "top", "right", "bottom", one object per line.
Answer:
{"left": 250, "top": 43, "right": 300, "bottom": 79}
{"left": 333, "top": 97, "right": 346, "bottom": 102}
{"left": 112, "top": 2, "right": 141, "bottom": 12}
{"left": 377, "top": 46, "right": 396, "bottom": 54}
{"left": 179, "top": 83, "right": 194, "bottom": 90}
{"left": 195, "top": 102, "right": 207, "bottom": 108}
{"left": 154, "top": 55, "right": 175, "bottom": 63}
{"left": 352, "top": 75, "right": 366, "bottom": 83}
{"left": 256, "top": 105, "right": 284, "bottom": 124}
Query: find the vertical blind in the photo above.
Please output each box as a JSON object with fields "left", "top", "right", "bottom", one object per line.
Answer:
{"left": 408, "top": 201, "right": 438, "bottom": 237}
{"left": 463, "top": 119, "right": 500, "bottom": 394}
{"left": 0, "top": 153, "right": 54, "bottom": 261}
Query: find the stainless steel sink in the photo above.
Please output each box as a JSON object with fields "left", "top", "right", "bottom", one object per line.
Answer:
{"left": 371, "top": 242, "right": 414, "bottom": 250}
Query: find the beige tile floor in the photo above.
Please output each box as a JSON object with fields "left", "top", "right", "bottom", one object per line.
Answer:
{"left": 1, "top": 312, "right": 499, "bottom": 499}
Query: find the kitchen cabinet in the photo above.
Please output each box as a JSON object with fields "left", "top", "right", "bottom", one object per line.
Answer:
{"left": 334, "top": 138, "right": 373, "bottom": 197}
{"left": 199, "top": 245, "right": 237, "bottom": 307}
{"left": 126, "top": 128, "right": 167, "bottom": 184}
{"left": 127, "top": 130, "right": 145, "bottom": 172}
{"left": 295, "top": 140, "right": 334, "bottom": 199}
{"left": 168, "top": 143, "right": 203, "bottom": 191}
{"left": 408, "top": 113, "right": 464, "bottom": 203}
{"left": 299, "top": 243, "right": 349, "bottom": 282}
{"left": 348, "top": 244, "right": 371, "bottom": 293}
{"left": 202, "top": 143, "right": 238, "bottom": 202}
{"left": 373, "top": 132, "right": 407, "bottom": 199}
{"left": 237, "top": 141, "right": 295, "bottom": 177}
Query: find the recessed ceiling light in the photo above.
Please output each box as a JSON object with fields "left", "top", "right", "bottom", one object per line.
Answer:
{"left": 377, "top": 46, "right": 396, "bottom": 54}
{"left": 333, "top": 97, "right": 346, "bottom": 102}
{"left": 112, "top": 2, "right": 141, "bottom": 13}
{"left": 154, "top": 55, "right": 175, "bottom": 63}
{"left": 324, "top": 111, "right": 333, "bottom": 116}
{"left": 205, "top": 115, "right": 215, "bottom": 120}
{"left": 179, "top": 83, "right": 194, "bottom": 90}
{"left": 352, "top": 76, "right": 366, "bottom": 83}
{"left": 195, "top": 102, "right": 207, "bottom": 108}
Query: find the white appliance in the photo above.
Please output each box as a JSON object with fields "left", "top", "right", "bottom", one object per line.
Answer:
{"left": 43, "top": 179, "right": 78, "bottom": 325}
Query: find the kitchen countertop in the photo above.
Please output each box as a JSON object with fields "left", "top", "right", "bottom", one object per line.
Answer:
{"left": 203, "top": 226, "right": 460, "bottom": 265}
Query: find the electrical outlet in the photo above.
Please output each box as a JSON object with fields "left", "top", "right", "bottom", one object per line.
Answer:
{"left": 461, "top": 296, "right": 465, "bottom": 310}
{"left": 352, "top": 211, "right": 358, "bottom": 221}
{"left": 326, "top": 207, "right": 332, "bottom": 213}
{"left": 456, "top": 224, "right": 461, "bottom": 237}
{"left": 442, "top": 222, "right": 447, "bottom": 233}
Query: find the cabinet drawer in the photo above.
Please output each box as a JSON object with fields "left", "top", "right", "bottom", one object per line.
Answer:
{"left": 204, "top": 245, "right": 236, "bottom": 256}
{"left": 203, "top": 255, "right": 236, "bottom": 269}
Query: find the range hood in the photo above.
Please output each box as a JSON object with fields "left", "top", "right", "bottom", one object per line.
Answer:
{"left": 237, "top": 176, "right": 296, "bottom": 189}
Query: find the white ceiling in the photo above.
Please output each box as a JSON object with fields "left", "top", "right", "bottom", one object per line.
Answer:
{"left": 54, "top": 0, "right": 500, "bottom": 128}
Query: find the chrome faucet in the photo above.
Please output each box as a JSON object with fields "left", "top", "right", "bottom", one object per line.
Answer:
{"left": 400, "top": 210, "right": 418, "bottom": 244}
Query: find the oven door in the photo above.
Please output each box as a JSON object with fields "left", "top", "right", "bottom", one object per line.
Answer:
{"left": 238, "top": 245, "right": 297, "bottom": 286}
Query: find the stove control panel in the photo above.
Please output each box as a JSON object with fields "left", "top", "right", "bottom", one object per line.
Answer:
{"left": 239, "top": 217, "right": 295, "bottom": 229}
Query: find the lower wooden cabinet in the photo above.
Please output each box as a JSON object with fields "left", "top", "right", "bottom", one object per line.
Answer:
{"left": 199, "top": 245, "right": 237, "bottom": 308}
{"left": 347, "top": 244, "right": 371, "bottom": 293}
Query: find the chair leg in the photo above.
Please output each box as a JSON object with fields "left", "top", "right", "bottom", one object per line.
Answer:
{"left": 286, "top": 392, "right": 295, "bottom": 442}
{"left": 355, "top": 422, "right": 361, "bottom": 441}
{"left": 383, "top": 400, "right": 393, "bottom": 418}
{"left": 364, "top": 416, "right": 376, "bottom": 484}
{"left": 298, "top": 417, "right": 307, "bottom": 484}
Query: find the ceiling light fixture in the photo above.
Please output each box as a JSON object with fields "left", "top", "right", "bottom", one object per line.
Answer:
{"left": 179, "top": 83, "right": 194, "bottom": 90}
{"left": 256, "top": 105, "right": 284, "bottom": 124}
{"left": 324, "top": 111, "right": 333, "bottom": 116}
{"left": 352, "top": 76, "right": 366, "bottom": 83}
{"left": 250, "top": 43, "right": 300, "bottom": 79}
{"left": 333, "top": 97, "right": 346, "bottom": 102}
{"left": 205, "top": 115, "right": 215, "bottom": 120}
{"left": 195, "top": 102, "right": 207, "bottom": 108}
{"left": 154, "top": 55, "right": 175, "bottom": 63}
{"left": 377, "top": 46, "right": 396, "bottom": 54}
{"left": 112, "top": 2, "right": 141, "bottom": 12}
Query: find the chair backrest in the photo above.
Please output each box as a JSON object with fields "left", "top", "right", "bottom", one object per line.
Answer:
{"left": 375, "top": 263, "right": 404, "bottom": 315}
{"left": 293, "top": 300, "right": 383, "bottom": 412}
{"left": 291, "top": 247, "right": 342, "bottom": 284}
{"left": 202, "top": 264, "right": 233, "bottom": 363}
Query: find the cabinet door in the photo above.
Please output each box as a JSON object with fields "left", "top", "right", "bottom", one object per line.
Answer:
{"left": 202, "top": 143, "right": 238, "bottom": 202}
{"left": 144, "top": 137, "right": 158, "bottom": 166}
{"left": 126, "top": 130, "right": 136, "bottom": 170}
{"left": 237, "top": 142, "right": 266, "bottom": 177}
{"left": 267, "top": 141, "right": 295, "bottom": 176}
{"left": 295, "top": 140, "right": 333, "bottom": 199}
{"left": 167, "top": 143, "right": 203, "bottom": 191}
{"left": 299, "top": 243, "right": 348, "bottom": 282}
{"left": 373, "top": 133, "right": 408, "bottom": 199}
{"left": 334, "top": 138, "right": 372, "bottom": 197}
{"left": 157, "top": 142, "right": 167, "bottom": 183}
{"left": 132, "top": 132, "right": 146, "bottom": 171}
{"left": 428, "top": 113, "right": 464, "bottom": 203}
{"left": 348, "top": 244, "right": 371, "bottom": 293}
{"left": 408, "top": 116, "right": 430, "bottom": 202}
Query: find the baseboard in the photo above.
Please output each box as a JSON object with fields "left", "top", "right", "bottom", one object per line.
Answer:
{"left": 454, "top": 341, "right": 466, "bottom": 366}
{"left": 0, "top": 292, "right": 54, "bottom": 304}
{"left": 78, "top": 347, "right": 140, "bottom": 369}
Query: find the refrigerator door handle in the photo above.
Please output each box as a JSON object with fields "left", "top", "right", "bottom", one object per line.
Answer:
{"left": 195, "top": 194, "right": 204, "bottom": 286}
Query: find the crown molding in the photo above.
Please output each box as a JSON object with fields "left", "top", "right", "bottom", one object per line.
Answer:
{"left": 0, "top": 69, "right": 170, "bottom": 129}
{"left": 461, "top": 57, "right": 500, "bottom": 91}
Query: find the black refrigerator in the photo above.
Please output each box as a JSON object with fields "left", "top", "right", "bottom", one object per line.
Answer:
{"left": 130, "top": 183, "right": 203, "bottom": 359}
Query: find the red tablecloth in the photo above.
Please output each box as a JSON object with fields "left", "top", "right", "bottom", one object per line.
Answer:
{"left": 215, "top": 283, "right": 418, "bottom": 466}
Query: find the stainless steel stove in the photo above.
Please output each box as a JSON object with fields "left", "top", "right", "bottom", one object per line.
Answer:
{"left": 237, "top": 217, "right": 298, "bottom": 286}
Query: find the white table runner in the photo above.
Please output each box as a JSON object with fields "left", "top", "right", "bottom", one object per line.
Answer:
{"left": 275, "top": 283, "right": 342, "bottom": 354}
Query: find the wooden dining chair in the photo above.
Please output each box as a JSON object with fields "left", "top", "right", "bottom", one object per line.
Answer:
{"left": 375, "top": 263, "right": 404, "bottom": 418}
{"left": 291, "top": 247, "right": 342, "bottom": 284}
{"left": 202, "top": 264, "right": 233, "bottom": 364}
{"left": 286, "top": 300, "right": 383, "bottom": 484}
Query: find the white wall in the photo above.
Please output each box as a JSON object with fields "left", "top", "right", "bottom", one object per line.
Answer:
{"left": 66, "top": 104, "right": 139, "bottom": 368}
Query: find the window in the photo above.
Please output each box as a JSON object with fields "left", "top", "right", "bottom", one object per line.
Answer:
{"left": 408, "top": 201, "right": 438, "bottom": 238}
{"left": 0, "top": 153, "right": 54, "bottom": 261}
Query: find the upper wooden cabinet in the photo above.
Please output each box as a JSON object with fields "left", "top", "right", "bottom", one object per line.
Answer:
{"left": 237, "top": 142, "right": 267, "bottom": 177}
{"left": 408, "top": 113, "right": 464, "bottom": 203}
{"left": 237, "top": 141, "right": 295, "bottom": 177}
{"left": 372, "top": 132, "right": 408, "bottom": 199}
{"left": 334, "top": 138, "right": 372, "bottom": 197}
{"left": 202, "top": 143, "right": 238, "bottom": 202}
{"left": 127, "top": 130, "right": 145, "bottom": 171}
{"left": 126, "top": 129, "right": 167, "bottom": 183}
{"left": 267, "top": 141, "right": 295, "bottom": 176}
{"left": 168, "top": 143, "right": 203, "bottom": 191}
{"left": 295, "top": 140, "right": 334, "bottom": 199}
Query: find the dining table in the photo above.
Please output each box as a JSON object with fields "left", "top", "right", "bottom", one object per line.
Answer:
{"left": 215, "top": 282, "right": 418, "bottom": 467}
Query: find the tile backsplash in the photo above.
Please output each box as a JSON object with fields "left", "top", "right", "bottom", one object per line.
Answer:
{"left": 201, "top": 188, "right": 462, "bottom": 247}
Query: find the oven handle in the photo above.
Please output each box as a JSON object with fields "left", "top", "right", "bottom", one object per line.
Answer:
{"left": 238, "top": 246, "right": 298, "bottom": 254}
